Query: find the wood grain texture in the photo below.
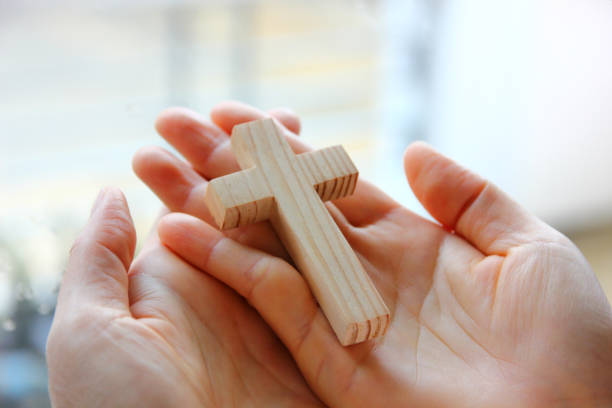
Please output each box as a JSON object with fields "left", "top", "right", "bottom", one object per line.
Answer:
{"left": 298, "top": 146, "right": 358, "bottom": 201}
{"left": 205, "top": 167, "right": 274, "bottom": 229}
{"left": 204, "top": 118, "right": 389, "bottom": 345}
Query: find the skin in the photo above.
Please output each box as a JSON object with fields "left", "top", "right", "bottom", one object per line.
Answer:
{"left": 47, "top": 102, "right": 612, "bottom": 407}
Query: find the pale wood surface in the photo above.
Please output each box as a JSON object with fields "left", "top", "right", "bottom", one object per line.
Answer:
{"left": 205, "top": 118, "right": 390, "bottom": 345}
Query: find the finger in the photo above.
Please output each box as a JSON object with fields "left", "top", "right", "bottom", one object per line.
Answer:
{"left": 267, "top": 107, "right": 301, "bottom": 135}
{"left": 157, "top": 212, "right": 320, "bottom": 350}
{"left": 56, "top": 187, "right": 136, "bottom": 315}
{"left": 211, "top": 101, "right": 399, "bottom": 227}
{"left": 157, "top": 213, "right": 359, "bottom": 403}
{"left": 132, "top": 146, "right": 289, "bottom": 259}
{"left": 210, "top": 100, "right": 312, "bottom": 154}
{"left": 404, "top": 141, "right": 549, "bottom": 255}
{"left": 133, "top": 146, "right": 210, "bottom": 220}
{"left": 155, "top": 106, "right": 302, "bottom": 179}
{"left": 330, "top": 180, "right": 400, "bottom": 227}
{"left": 155, "top": 107, "right": 238, "bottom": 176}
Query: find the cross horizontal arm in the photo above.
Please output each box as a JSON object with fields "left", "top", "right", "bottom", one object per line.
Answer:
{"left": 297, "top": 145, "right": 358, "bottom": 202}
{"left": 205, "top": 167, "right": 274, "bottom": 230}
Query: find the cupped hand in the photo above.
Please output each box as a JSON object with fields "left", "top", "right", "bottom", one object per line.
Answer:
{"left": 46, "top": 187, "right": 322, "bottom": 407}
{"left": 137, "top": 101, "right": 612, "bottom": 408}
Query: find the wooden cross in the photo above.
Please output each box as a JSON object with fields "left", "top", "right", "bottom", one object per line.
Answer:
{"left": 205, "top": 118, "right": 389, "bottom": 345}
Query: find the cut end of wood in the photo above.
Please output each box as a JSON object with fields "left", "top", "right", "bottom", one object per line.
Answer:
{"left": 204, "top": 181, "right": 228, "bottom": 230}
{"left": 204, "top": 169, "right": 275, "bottom": 230}
{"left": 337, "top": 312, "right": 391, "bottom": 346}
{"left": 297, "top": 146, "right": 359, "bottom": 202}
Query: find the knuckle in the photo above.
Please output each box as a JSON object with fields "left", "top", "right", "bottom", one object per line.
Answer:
{"left": 244, "top": 257, "right": 290, "bottom": 302}
{"left": 243, "top": 257, "right": 274, "bottom": 300}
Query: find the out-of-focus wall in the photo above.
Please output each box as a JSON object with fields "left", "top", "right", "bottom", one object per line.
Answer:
{"left": 570, "top": 227, "right": 612, "bottom": 304}
{"left": 430, "top": 0, "right": 612, "bottom": 231}
{"left": 428, "top": 0, "right": 612, "bottom": 300}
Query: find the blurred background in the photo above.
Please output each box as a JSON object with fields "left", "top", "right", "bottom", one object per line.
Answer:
{"left": 1, "top": 0, "right": 611, "bottom": 406}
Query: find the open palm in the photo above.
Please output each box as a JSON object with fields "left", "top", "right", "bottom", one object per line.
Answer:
{"left": 46, "top": 188, "right": 322, "bottom": 407}
{"left": 132, "top": 102, "right": 612, "bottom": 407}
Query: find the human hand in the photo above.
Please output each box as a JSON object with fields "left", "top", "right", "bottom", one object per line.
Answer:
{"left": 141, "top": 101, "right": 612, "bottom": 407}
{"left": 46, "top": 187, "right": 322, "bottom": 407}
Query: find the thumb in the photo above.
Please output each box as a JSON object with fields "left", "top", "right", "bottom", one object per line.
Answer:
{"left": 56, "top": 187, "right": 136, "bottom": 316}
{"left": 403, "top": 142, "right": 548, "bottom": 255}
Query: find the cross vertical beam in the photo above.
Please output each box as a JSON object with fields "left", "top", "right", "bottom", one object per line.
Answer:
{"left": 205, "top": 118, "right": 390, "bottom": 345}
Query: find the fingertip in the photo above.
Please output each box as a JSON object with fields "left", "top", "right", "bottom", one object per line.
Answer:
{"left": 210, "top": 100, "right": 266, "bottom": 134}
{"left": 91, "top": 186, "right": 128, "bottom": 217}
{"left": 268, "top": 107, "right": 301, "bottom": 135}
{"left": 210, "top": 100, "right": 243, "bottom": 112}
{"left": 157, "top": 212, "right": 216, "bottom": 245}
{"left": 154, "top": 106, "right": 182, "bottom": 134}
{"left": 155, "top": 107, "right": 206, "bottom": 137}
{"left": 403, "top": 142, "right": 486, "bottom": 229}
{"left": 157, "top": 212, "right": 190, "bottom": 239}
{"left": 403, "top": 141, "right": 436, "bottom": 185}
{"left": 405, "top": 140, "right": 434, "bottom": 153}
{"left": 158, "top": 212, "right": 223, "bottom": 262}
{"left": 88, "top": 187, "right": 136, "bottom": 271}
{"left": 132, "top": 145, "right": 159, "bottom": 176}
{"left": 210, "top": 100, "right": 254, "bottom": 116}
{"left": 132, "top": 146, "right": 192, "bottom": 188}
